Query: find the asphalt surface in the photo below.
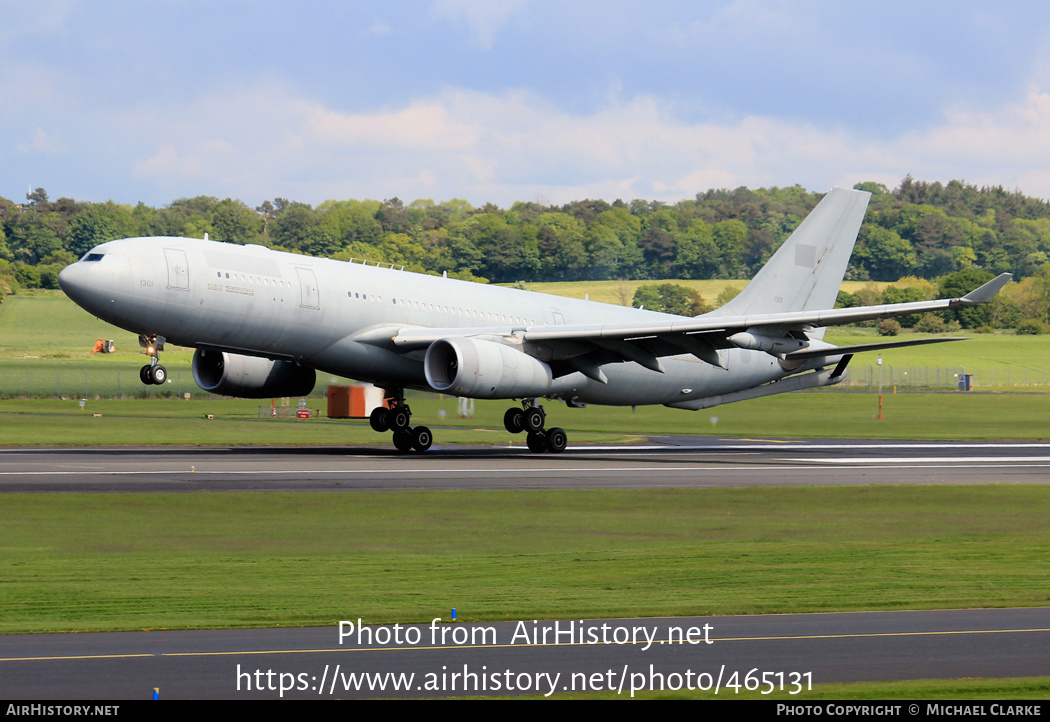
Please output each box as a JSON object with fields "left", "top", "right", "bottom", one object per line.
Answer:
{"left": 3, "top": 438, "right": 1050, "bottom": 492}
{"left": 1, "top": 608, "right": 1047, "bottom": 699}
{"left": 2, "top": 438, "right": 1048, "bottom": 699}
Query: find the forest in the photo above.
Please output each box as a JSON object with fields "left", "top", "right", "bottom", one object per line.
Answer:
{"left": 2, "top": 177, "right": 1048, "bottom": 330}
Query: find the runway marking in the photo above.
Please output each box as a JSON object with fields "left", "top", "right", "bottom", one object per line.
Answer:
{"left": 570, "top": 443, "right": 1050, "bottom": 451}
{"left": 795, "top": 457, "right": 1050, "bottom": 464}
{"left": 5, "top": 463, "right": 1050, "bottom": 479}
{"left": 6, "top": 443, "right": 1050, "bottom": 456}
{"left": 734, "top": 439, "right": 797, "bottom": 443}
{"left": 4, "top": 627, "right": 1048, "bottom": 662}
{"left": 568, "top": 451, "right": 764, "bottom": 458}
{"left": 0, "top": 653, "right": 155, "bottom": 662}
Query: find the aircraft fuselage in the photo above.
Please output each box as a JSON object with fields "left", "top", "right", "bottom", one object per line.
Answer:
{"left": 58, "top": 236, "right": 801, "bottom": 407}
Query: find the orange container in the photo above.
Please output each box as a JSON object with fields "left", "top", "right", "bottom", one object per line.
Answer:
{"left": 327, "top": 385, "right": 386, "bottom": 418}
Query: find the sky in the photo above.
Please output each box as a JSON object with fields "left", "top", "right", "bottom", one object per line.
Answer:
{"left": 5, "top": 0, "right": 1050, "bottom": 209}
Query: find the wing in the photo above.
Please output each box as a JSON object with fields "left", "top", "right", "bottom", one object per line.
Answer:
{"left": 367, "top": 186, "right": 1010, "bottom": 383}
{"left": 383, "top": 273, "right": 1010, "bottom": 381}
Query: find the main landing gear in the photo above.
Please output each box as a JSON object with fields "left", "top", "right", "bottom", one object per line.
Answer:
{"left": 368, "top": 388, "right": 433, "bottom": 453}
{"left": 503, "top": 399, "right": 567, "bottom": 454}
{"left": 138, "top": 334, "right": 167, "bottom": 386}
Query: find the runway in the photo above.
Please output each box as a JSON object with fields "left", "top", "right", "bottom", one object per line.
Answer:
{"left": 1, "top": 608, "right": 1048, "bottom": 699}
{"left": 2, "top": 439, "right": 1047, "bottom": 698}
{"left": 2, "top": 438, "right": 1050, "bottom": 492}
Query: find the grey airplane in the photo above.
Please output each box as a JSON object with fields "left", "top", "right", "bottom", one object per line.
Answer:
{"left": 58, "top": 188, "right": 1010, "bottom": 453}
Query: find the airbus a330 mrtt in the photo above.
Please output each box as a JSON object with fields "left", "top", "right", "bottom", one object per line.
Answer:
{"left": 58, "top": 187, "right": 1010, "bottom": 453}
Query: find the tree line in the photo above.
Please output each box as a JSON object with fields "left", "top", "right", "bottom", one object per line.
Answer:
{"left": 2, "top": 178, "right": 1049, "bottom": 329}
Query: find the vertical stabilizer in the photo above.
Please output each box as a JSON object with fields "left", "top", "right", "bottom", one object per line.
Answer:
{"left": 710, "top": 187, "right": 870, "bottom": 318}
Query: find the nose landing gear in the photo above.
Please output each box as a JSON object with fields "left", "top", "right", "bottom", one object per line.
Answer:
{"left": 138, "top": 334, "right": 167, "bottom": 386}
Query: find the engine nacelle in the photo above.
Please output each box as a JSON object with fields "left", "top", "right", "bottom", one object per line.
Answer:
{"left": 192, "top": 348, "right": 316, "bottom": 398}
{"left": 424, "top": 337, "right": 553, "bottom": 399}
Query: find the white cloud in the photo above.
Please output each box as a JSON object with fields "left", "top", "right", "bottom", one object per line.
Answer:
{"left": 429, "top": 0, "right": 529, "bottom": 49}
{"left": 663, "top": 0, "right": 804, "bottom": 46}
{"left": 6, "top": 2, "right": 1050, "bottom": 208}
{"left": 15, "top": 127, "right": 66, "bottom": 155}
{"left": 133, "top": 141, "right": 234, "bottom": 184}
{"left": 903, "top": 88, "right": 1050, "bottom": 166}
{"left": 307, "top": 101, "right": 479, "bottom": 151}
{"left": 0, "top": 0, "right": 75, "bottom": 46}
{"left": 0, "top": 64, "right": 74, "bottom": 117}
{"left": 80, "top": 77, "right": 1050, "bottom": 206}
{"left": 366, "top": 21, "right": 392, "bottom": 36}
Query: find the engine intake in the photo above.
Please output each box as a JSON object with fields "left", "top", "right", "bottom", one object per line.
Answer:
{"left": 424, "top": 337, "right": 553, "bottom": 398}
{"left": 192, "top": 348, "right": 316, "bottom": 398}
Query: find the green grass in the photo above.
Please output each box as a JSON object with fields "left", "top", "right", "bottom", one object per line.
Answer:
{"left": 1, "top": 391, "right": 1049, "bottom": 445}
{"left": 0, "top": 289, "right": 196, "bottom": 398}
{"left": 509, "top": 279, "right": 889, "bottom": 306}
{"left": 0, "top": 290, "right": 174, "bottom": 358}
{"left": 825, "top": 328, "right": 1050, "bottom": 391}
{"left": 1, "top": 486, "right": 1047, "bottom": 633}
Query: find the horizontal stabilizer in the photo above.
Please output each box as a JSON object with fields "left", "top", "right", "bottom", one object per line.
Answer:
{"left": 786, "top": 336, "right": 968, "bottom": 360}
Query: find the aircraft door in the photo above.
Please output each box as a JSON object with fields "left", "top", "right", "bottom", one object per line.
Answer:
{"left": 163, "top": 248, "right": 189, "bottom": 290}
{"left": 296, "top": 267, "right": 320, "bottom": 309}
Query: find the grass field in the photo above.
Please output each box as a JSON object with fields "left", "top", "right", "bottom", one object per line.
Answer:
{"left": 4, "top": 289, "right": 1050, "bottom": 399}
{"left": 511, "top": 278, "right": 890, "bottom": 306}
{"left": 0, "top": 290, "right": 183, "bottom": 359}
{"left": 1, "top": 391, "right": 1049, "bottom": 446}
{"left": 0, "top": 290, "right": 196, "bottom": 398}
{"left": 2, "top": 486, "right": 1047, "bottom": 634}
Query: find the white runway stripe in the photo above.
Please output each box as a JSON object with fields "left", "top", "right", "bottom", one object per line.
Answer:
{"left": 5, "top": 463, "right": 1050, "bottom": 477}
{"left": 790, "top": 457, "right": 1050, "bottom": 464}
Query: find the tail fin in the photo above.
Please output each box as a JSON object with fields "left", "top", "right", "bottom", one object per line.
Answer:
{"left": 711, "top": 187, "right": 870, "bottom": 318}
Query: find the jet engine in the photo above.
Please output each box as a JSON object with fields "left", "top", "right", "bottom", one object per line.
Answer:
{"left": 192, "top": 348, "right": 316, "bottom": 398}
{"left": 424, "top": 337, "right": 553, "bottom": 398}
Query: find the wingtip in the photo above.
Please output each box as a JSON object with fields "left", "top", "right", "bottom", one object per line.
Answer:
{"left": 962, "top": 273, "right": 1012, "bottom": 303}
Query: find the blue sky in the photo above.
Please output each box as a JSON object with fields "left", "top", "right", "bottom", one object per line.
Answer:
{"left": 5, "top": 0, "right": 1050, "bottom": 208}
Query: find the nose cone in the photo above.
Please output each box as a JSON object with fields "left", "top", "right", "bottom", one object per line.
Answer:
{"left": 58, "top": 262, "right": 91, "bottom": 305}
{"left": 58, "top": 254, "right": 130, "bottom": 321}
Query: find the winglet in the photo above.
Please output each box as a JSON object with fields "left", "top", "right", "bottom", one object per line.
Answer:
{"left": 962, "top": 273, "right": 1012, "bottom": 303}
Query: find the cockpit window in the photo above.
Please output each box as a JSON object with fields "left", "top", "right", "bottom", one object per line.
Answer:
{"left": 83, "top": 253, "right": 105, "bottom": 262}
